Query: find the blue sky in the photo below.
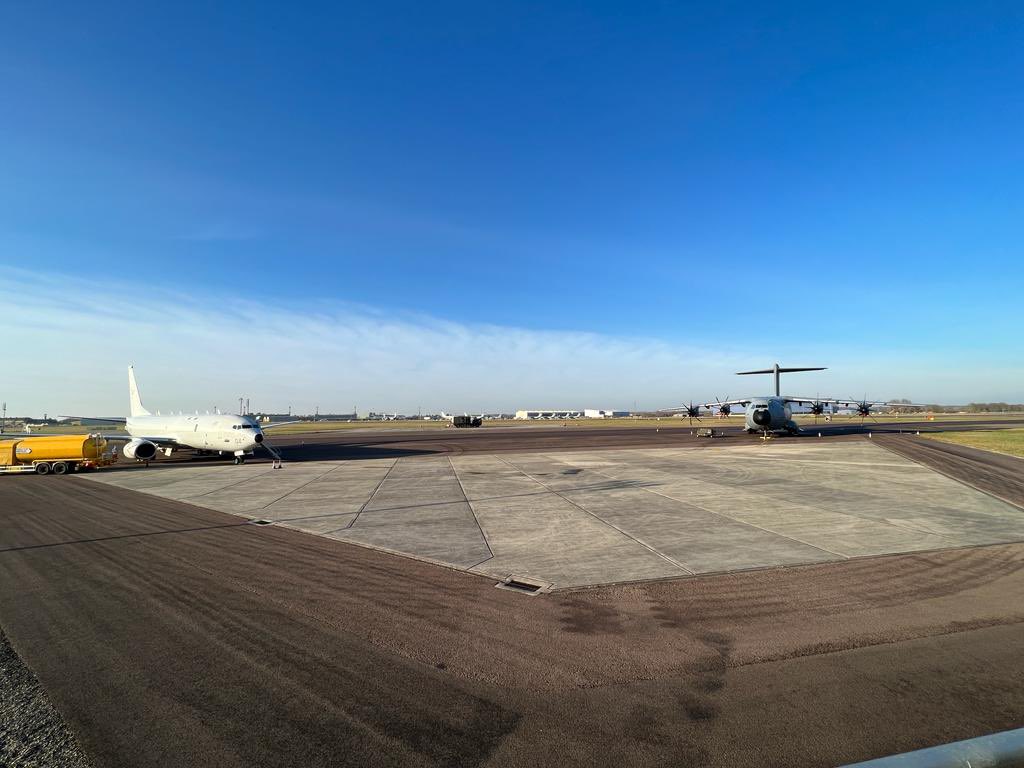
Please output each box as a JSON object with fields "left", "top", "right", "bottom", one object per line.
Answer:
{"left": 1, "top": 2, "right": 1022, "bottom": 412}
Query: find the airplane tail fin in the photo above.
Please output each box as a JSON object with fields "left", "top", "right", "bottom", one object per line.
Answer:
{"left": 735, "top": 363, "right": 827, "bottom": 397}
{"left": 128, "top": 366, "right": 151, "bottom": 417}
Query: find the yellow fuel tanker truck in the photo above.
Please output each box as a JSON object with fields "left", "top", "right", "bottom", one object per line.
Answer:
{"left": 0, "top": 435, "right": 117, "bottom": 475}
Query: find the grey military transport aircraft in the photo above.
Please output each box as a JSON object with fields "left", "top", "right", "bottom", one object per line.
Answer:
{"left": 665, "top": 362, "right": 926, "bottom": 436}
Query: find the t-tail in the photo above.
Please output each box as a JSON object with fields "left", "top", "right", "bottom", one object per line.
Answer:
{"left": 128, "top": 365, "right": 151, "bottom": 417}
{"left": 736, "top": 363, "right": 827, "bottom": 396}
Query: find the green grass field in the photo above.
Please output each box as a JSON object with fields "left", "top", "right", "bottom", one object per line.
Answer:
{"left": 922, "top": 428, "right": 1024, "bottom": 459}
{"left": 0, "top": 425, "right": 128, "bottom": 436}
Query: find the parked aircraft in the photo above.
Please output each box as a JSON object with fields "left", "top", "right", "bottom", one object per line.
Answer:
{"left": 664, "top": 362, "right": 925, "bottom": 436}
{"left": 67, "top": 367, "right": 288, "bottom": 464}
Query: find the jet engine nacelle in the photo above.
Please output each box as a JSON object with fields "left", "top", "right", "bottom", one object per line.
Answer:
{"left": 123, "top": 438, "right": 158, "bottom": 461}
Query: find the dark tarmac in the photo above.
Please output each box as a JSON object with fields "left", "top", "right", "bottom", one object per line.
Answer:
{"left": 252, "top": 416, "right": 1024, "bottom": 464}
{"left": 1, "top": 429, "right": 1022, "bottom": 767}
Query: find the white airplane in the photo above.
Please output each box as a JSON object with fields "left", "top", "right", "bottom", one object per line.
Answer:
{"left": 70, "top": 367, "right": 287, "bottom": 465}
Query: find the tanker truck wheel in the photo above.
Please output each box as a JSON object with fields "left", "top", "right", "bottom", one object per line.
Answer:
{"left": 35, "top": 463, "right": 51, "bottom": 475}
{"left": 52, "top": 462, "right": 68, "bottom": 475}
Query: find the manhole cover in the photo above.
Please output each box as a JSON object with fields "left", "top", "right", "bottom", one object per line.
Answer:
{"left": 495, "top": 575, "right": 551, "bottom": 596}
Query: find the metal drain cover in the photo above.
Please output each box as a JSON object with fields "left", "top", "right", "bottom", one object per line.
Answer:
{"left": 495, "top": 575, "right": 551, "bottom": 595}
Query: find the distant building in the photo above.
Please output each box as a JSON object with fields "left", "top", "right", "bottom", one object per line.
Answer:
{"left": 514, "top": 409, "right": 632, "bottom": 420}
{"left": 515, "top": 409, "right": 583, "bottom": 420}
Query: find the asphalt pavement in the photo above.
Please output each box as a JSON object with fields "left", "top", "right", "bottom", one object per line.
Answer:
{"left": 0, "top": 433, "right": 1022, "bottom": 767}
{"left": 248, "top": 416, "right": 1024, "bottom": 464}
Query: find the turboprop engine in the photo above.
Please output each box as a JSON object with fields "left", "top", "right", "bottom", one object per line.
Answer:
{"left": 123, "top": 438, "right": 158, "bottom": 461}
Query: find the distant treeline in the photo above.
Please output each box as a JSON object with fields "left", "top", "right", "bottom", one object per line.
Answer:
{"left": 919, "top": 403, "right": 1024, "bottom": 413}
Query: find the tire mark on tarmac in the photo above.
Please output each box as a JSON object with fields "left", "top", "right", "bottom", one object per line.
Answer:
{"left": 0, "top": 522, "right": 249, "bottom": 553}
{"left": 0, "top": 510, "right": 520, "bottom": 768}
{"left": 5, "top": 477, "right": 1024, "bottom": 767}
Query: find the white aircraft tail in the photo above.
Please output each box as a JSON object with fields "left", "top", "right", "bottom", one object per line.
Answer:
{"left": 128, "top": 365, "right": 151, "bottom": 417}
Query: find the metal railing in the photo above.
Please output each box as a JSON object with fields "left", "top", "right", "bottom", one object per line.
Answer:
{"left": 841, "top": 727, "right": 1024, "bottom": 768}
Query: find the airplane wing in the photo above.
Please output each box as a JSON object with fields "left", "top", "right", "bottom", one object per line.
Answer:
{"left": 260, "top": 421, "right": 305, "bottom": 430}
{"left": 784, "top": 397, "right": 838, "bottom": 406}
{"left": 659, "top": 398, "right": 751, "bottom": 413}
{"left": 699, "top": 398, "right": 752, "bottom": 409}
{"left": 1, "top": 429, "right": 129, "bottom": 439}
{"left": 784, "top": 397, "right": 929, "bottom": 408}
{"left": 96, "top": 434, "right": 180, "bottom": 445}
{"left": 57, "top": 415, "right": 128, "bottom": 424}
{"left": 837, "top": 401, "right": 930, "bottom": 408}
{"left": 0, "top": 430, "right": 174, "bottom": 444}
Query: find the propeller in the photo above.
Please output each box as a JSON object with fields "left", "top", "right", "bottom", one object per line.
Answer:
{"left": 808, "top": 393, "right": 827, "bottom": 424}
{"left": 850, "top": 395, "right": 879, "bottom": 425}
{"left": 714, "top": 396, "right": 732, "bottom": 418}
{"left": 681, "top": 401, "right": 702, "bottom": 426}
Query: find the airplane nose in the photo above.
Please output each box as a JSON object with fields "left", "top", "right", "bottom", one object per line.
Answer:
{"left": 752, "top": 409, "right": 771, "bottom": 426}
{"left": 254, "top": 432, "right": 264, "bottom": 443}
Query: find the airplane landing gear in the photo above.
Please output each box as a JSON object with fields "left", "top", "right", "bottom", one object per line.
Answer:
{"left": 233, "top": 456, "right": 245, "bottom": 465}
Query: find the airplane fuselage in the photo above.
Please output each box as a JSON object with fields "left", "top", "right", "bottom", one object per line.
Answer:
{"left": 744, "top": 396, "right": 799, "bottom": 435}
{"left": 126, "top": 414, "right": 266, "bottom": 456}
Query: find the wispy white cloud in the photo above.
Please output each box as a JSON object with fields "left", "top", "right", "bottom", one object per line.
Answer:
{"left": 0, "top": 267, "right": 1018, "bottom": 416}
{"left": 0, "top": 267, "right": 744, "bottom": 414}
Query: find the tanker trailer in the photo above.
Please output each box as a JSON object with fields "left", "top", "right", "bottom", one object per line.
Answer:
{"left": 0, "top": 435, "right": 116, "bottom": 475}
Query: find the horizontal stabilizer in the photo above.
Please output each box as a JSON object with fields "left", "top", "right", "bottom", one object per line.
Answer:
{"left": 737, "top": 367, "right": 826, "bottom": 375}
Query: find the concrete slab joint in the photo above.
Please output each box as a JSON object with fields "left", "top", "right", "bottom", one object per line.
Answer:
{"left": 79, "top": 441, "right": 1024, "bottom": 590}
